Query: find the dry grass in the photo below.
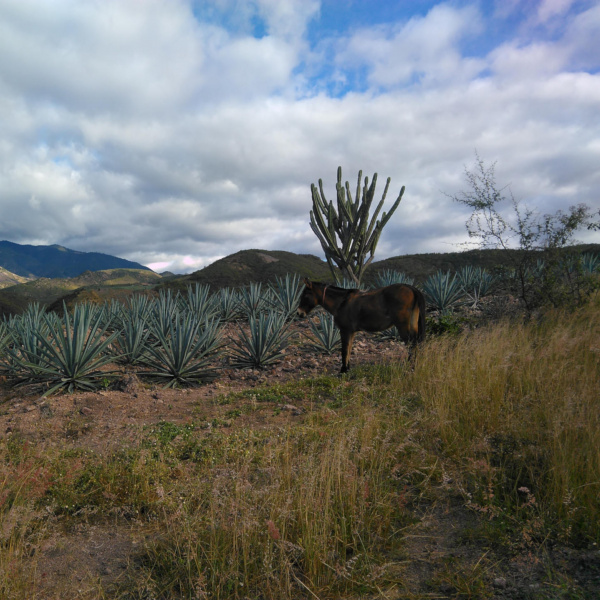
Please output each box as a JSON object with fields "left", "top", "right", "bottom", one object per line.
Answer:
{"left": 404, "top": 300, "right": 600, "bottom": 543}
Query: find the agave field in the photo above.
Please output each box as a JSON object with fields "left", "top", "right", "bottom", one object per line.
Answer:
{"left": 0, "top": 276, "right": 306, "bottom": 395}
{"left": 2, "top": 254, "right": 600, "bottom": 395}
{"left": 0, "top": 271, "right": 452, "bottom": 394}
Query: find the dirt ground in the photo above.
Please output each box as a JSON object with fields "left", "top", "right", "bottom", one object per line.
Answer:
{"left": 1, "top": 320, "right": 402, "bottom": 451}
{"left": 2, "top": 316, "right": 599, "bottom": 599}
{"left": 0, "top": 322, "right": 409, "bottom": 598}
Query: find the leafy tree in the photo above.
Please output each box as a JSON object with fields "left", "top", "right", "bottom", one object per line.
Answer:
{"left": 449, "top": 153, "right": 599, "bottom": 311}
{"left": 310, "top": 166, "right": 405, "bottom": 286}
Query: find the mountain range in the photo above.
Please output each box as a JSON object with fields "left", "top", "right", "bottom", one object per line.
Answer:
{"left": 0, "top": 240, "right": 150, "bottom": 279}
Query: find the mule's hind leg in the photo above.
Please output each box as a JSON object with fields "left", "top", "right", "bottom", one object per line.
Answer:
{"left": 393, "top": 317, "right": 419, "bottom": 366}
{"left": 340, "top": 331, "right": 356, "bottom": 374}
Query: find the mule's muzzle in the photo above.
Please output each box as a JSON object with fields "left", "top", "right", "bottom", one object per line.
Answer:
{"left": 296, "top": 308, "right": 308, "bottom": 318}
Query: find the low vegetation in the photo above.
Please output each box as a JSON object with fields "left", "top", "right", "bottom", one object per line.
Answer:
{"left": 1, "top": 276, "right": 599, "bottom": 597}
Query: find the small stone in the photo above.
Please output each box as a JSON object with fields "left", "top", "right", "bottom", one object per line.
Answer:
{"left": 493, "top": 578, "right": 507, "bottom": 589}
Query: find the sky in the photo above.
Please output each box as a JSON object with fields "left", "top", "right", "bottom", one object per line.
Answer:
{"left": 0, "top": 0, "right": 599, "bottom": 274}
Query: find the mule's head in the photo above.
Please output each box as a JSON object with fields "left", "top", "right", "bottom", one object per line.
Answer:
{"left": 297, "top": 278, "right": 320, "bottom": 318}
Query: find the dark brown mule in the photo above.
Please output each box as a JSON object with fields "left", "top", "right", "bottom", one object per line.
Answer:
{"left": 297, "top": 279, "right": 425, "bottom": 373}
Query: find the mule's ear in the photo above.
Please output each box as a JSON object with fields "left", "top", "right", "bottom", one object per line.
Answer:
{"left": 303, "top": 278, "right": 312, "bottom": 288}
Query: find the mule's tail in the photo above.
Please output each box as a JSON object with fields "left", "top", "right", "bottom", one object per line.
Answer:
{"left": 412, "top": 287, "right": 426, "bottom": 343}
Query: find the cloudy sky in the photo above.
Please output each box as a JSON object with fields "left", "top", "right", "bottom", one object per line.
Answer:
{"left": 1, "top": 0, "right": 599, "bottom": 273}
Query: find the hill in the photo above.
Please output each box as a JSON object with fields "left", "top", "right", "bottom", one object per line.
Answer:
{"left": 0, "top": 240, "right": 151, "bottom": 278}
{"left": 167, "top": 249, "right": 332, "bottom": 291}
{"left": 367, "top": 243, "right": 600, "bottom": 283}
{"left": 170, "top": 245, "right": 600, "bottom": 290}
{"left": 0, "top": 266, "right": 32, "bottom": 290}
{"left": 0, "top": 268, "right": 163, "bottom": 315}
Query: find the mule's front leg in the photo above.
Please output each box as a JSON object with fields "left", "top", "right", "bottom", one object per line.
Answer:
{"left": 340, "top": 331, "right": 356, "bottom": 373}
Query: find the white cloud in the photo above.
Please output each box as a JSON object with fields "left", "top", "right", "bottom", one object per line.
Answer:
{"left": 335, "top": 4, "right": 485, "bottom": 88}
{"left": 0, "top": 0, "right": 598, "bottom": 274}
{"left": 537, "top": 0, "right": 576, "bottom": 23}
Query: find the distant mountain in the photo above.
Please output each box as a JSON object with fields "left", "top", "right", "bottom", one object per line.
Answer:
{"left": 0, "top": 240, "right": 151, "bottom": 279}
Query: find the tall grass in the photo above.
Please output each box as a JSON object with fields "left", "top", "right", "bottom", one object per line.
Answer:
{"left": 119, "top": 410, "right": 410, "bottom": 599}
{"left": 398, "top": 299, "right": 600, "bottom": 542}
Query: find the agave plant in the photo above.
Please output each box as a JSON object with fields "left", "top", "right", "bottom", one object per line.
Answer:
{"left": 0, "top": 321, "right": 10, "bottom": 349}
{"left": 10, "top": 303, "right": 120, "bottom": 395}
{"left": 377, "top": 326, "right": 403, "bottom": 341}
{"left": 1, "top": 309, "right": 53, "bottom": 379}
{"left": 422, "top": 270, "right": 465, "bottom": 315}
{"left": 112, "top": 311, "right": 152, "bottom": 366}
{"left": 581, "top": 252, "right": 600, "bottom": 274}
{"left": 17, "top": 302, "right": 49, "bottom": 331}
{"left": 269, "top": 273, "right": 304, "bottom": 319}
{"left": 139, "top": 312, "right": 223, "bottom": 387}
{"left": 456, "top": 265, "right": 479, "bottom": 291}
{"left": 337, "top": 278, "right": 366, "bottom": 290}
{"left": 305, "top": 311, "right": 340, "bottom": 355}
{"left": 0, "top": 321, "right": 14, "bottom": 371}
{"left": 456, "top": 266, "right": 496, "bottom": 308}
{"left": 237, "top": 282, "right": 271, "bottom": 319}
{"left": 181, "top": 283, "right": 219, "bottom": 321}
{"left": 126, "top": 293, "right": 153, "bottom": 322}
{"left": 374, "top": 269, "right": 414, "bottom": 288}
{"left": 100, "top": 299, "right": 125, "bottom": 332}
{"left": 527, "top": 259, "right": 547, "bottom": 279}
{"left": 214, "top": 287, "right": 242, "bottom": 322}
{"left": 149, "top": 290, "right": 180, "bottom": 340}
{"left": 229, "top": 309, "right": 293, "bottom": 368}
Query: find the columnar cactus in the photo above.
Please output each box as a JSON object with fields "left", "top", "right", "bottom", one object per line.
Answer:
{"left": 310, "top": 166, "right": 405, "bottom": 285}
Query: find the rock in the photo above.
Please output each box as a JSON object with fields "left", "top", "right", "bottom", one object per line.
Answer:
{"left": 493, "top": 578, "right": 508, "bottom": 589}
{"left": 116, "top": 374, "right": 141, "bottom": 394}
